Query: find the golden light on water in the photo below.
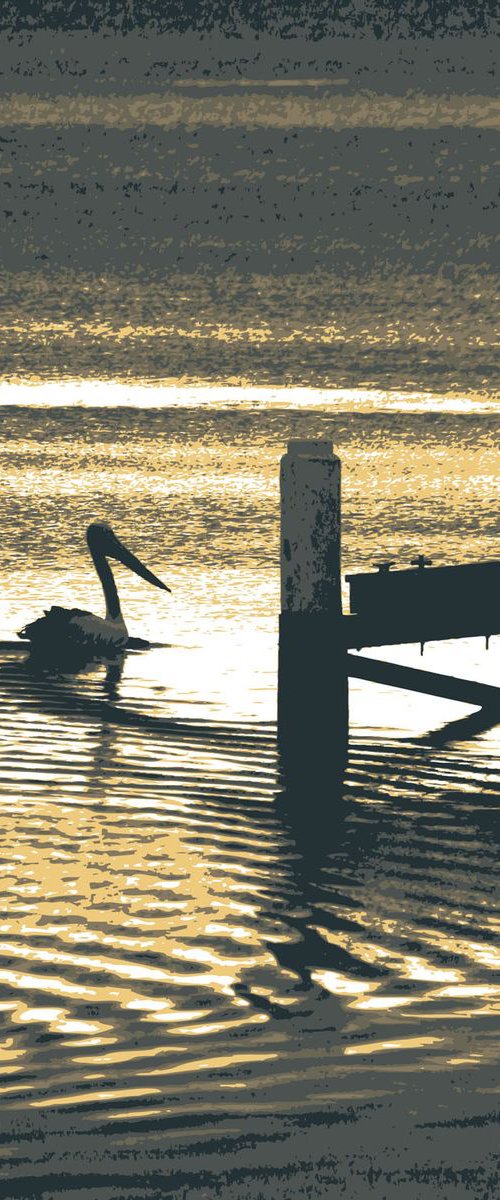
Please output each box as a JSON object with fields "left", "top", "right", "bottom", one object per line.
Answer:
{"left": 0, "top": 380, "right": 498, "bottom": 409}
{"left": 0, "top": 384, "right": 498, "bottom": 1134}
{"left": 32, "top": 1086, "right": 163, "bottom": 1109}
{"left": 104, "top": 1107, "right": 165, "bottom": 1121}
{"left": 2, "top": 90, "right": 499, "bottom": 130}
{"left": 0, "top": 0, "right": 498, "bottom": 1179}
{"left": 0, "top": 316, "right": 478, "bottom": 352}
{"left": 344, "top": 1036, "right": 445, "bottom": 1057}
{"left": 141, "top": 1051, "right": 279, "bottom": 1078}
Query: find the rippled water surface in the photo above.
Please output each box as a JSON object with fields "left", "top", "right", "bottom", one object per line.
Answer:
{"left": 0, "top": 390, "right": 499, "bottom": 1195}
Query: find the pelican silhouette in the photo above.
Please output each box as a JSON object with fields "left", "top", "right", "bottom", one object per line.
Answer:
{"left": 19, "top": 522, "right": 170, "bottom": 657}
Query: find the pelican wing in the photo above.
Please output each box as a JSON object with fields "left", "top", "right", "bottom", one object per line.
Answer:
{"left": 18, "top": 606, "right": 95, "bottom": 644}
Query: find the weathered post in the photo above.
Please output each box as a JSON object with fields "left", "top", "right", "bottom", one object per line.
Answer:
{"left": 278, "top": 439, "right": 348, "bottom": 776}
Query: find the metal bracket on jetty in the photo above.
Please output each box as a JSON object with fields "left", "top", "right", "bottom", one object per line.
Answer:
{"left": 278, "top": 439, "right": 500, "bottom": 766}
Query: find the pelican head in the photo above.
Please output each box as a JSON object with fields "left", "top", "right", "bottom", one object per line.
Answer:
{"left": 86, "top": 522, "right": 171, "bottom": 593}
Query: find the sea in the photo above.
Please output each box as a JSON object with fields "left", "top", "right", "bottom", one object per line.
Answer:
{"left": 0, "top": 386, "right": 498, "bottom": 1198}
{"left": 0, "top": 15, "right": 499, "bottom": 1190}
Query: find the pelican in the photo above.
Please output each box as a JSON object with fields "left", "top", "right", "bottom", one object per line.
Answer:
{"left": 18, "top": 521, "right": 170, "bottom": 657}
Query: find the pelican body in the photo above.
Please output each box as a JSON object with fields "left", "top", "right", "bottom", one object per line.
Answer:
{"left": 19, "top": 522, "right": 170, "bottom": 657}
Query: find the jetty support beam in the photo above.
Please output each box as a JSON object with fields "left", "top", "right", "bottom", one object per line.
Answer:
{"left": 348, "top": 653, "right": 500, "bottom": 710}
{"left": 278, "top": 439, "right": 348, "bottom": 775}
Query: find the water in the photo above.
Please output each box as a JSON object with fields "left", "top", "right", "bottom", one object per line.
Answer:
{"left": 1, "top": 108, "right": 498, "bottom": 395}
{"left": 0, "top": 389, "right": 498, "bottom": 1195}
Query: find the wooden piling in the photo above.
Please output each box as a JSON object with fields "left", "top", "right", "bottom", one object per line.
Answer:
{"left": 278, "top": 439, "right": 348, "bottom": 774}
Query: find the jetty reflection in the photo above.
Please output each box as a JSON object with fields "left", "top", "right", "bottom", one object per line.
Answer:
{"left": 0, "top": 650, "right": 498, "bottom": 1125}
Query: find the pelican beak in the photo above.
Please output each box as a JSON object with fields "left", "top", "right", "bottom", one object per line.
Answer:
{"left": 111, "top": 537, "right": 171, "bottom": 593}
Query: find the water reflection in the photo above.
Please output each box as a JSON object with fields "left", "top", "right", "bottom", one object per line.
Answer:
{"left": 420, "top": 704, "right": 500, "bottom": 747}
{"left": 0, "top": 400, "right": 499, "bottom": 1157}
{"left": 0, "top": 647, "right": 498, "bottom": 1127}
{"left": 19, "top": 648, "right": 126, "bottom": 696}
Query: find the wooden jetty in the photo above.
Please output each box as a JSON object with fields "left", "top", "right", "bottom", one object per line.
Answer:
{"left": 278, "top": 439, "right": 500, "bottom": 761}
{"left": 5, "top": 438, "right": 500, "bottom": 756}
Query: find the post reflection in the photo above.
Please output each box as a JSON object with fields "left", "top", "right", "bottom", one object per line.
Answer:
{"left": 0, "top": 652, "right": 498, "bottom": 1125}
